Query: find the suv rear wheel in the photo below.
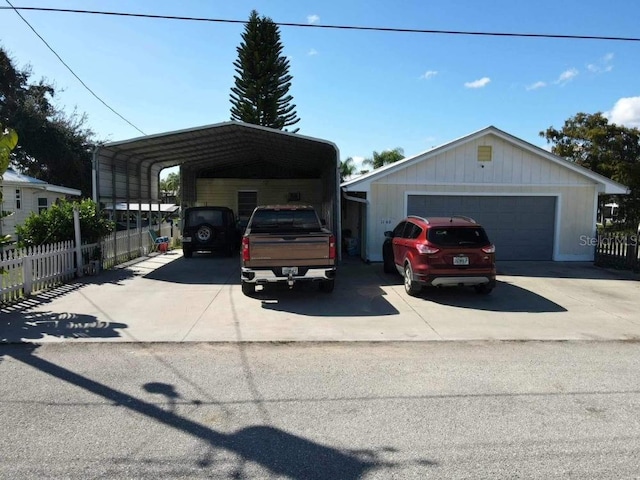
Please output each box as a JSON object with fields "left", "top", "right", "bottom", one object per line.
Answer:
{"left": 474, "top": 284, "right": 493, "bottom": 295}
{"left": 404, "top": 263, "right": 421, "bottom": 296}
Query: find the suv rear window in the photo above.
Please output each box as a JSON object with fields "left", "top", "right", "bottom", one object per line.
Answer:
{"left": 249, "top": 209, "right": 321, "bottom": 232}
{"left": 427, "top": 227, "right": 490, "bottom": 247}
{"left": 187, "top": 209, "right": 226, "bottom": 227}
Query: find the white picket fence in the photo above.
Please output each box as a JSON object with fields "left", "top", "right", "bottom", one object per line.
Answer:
{"left": 0, "top": 223, "right": 174, "bottom": 303}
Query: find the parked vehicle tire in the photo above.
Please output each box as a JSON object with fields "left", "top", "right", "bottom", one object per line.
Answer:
{"left": 383, "top": 244, "right": 396, "bottom": 274}
{"left": 474, "top": 284, "right": 493, "bottom": 295}
{"left": 404, "top": 263, "right": 421, "bottom": 296}
{"left": 183, "top": 248, "right": 193, "bottom": 258}
{"left": 319, "top": 279, "right": 335, "bottom": 293}
{"left": 241, "top": 281, "right": 255, "bottom": 296}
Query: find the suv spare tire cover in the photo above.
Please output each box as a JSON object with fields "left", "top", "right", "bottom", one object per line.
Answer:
{"left": 196, "top": 224, "right": 214, "bottom": 242}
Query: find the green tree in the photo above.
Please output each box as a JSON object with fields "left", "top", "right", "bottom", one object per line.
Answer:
{"left": 15, "top": 199, "right": 114, "bottom": 248}
{"left": 1, "top": 47, "right": 95, "bottom": 197}
{"left": 362, "top": 147, "right": 405, "bottom": 169}
{"left": 340, "top": 157, "right": 357, "bottom": 182}
{"left": 230, "top": 10, "right": 300, "bottom": 132}
{"left": 160, "top": 171, "right": 180, "bottom": 201}
{"left": 1, "top": 123, "right": 18, "bottom": 251}
{"left": 541, "top": 112, "right": 640, "bottom": 226}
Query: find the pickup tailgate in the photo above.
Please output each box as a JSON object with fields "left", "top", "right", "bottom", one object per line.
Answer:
{"left": 245, "top": 233, "right": 334, "bottom": 268}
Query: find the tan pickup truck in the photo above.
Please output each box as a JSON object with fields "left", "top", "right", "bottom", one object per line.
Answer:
{"left": 240, "top": 205, "right": 337, "bottom": 295}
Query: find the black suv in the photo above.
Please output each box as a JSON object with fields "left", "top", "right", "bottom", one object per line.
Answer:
{"left": 181, "top": 206, "right": 238, "bottom": 258}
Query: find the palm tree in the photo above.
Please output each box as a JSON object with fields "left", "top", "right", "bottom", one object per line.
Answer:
{"left": 362, "top": 147, "right": 405, "bottom": 169}
{"left": 340, "top": 157, "right": 357, "bottom": 182}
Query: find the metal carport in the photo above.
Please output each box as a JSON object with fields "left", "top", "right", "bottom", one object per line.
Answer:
{"left": 92, "top": 121, "right": 341, "bottom": 243}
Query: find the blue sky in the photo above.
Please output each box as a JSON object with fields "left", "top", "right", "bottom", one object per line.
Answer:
{"left": 2, "top": 0, "right": 640, "bottom": 177}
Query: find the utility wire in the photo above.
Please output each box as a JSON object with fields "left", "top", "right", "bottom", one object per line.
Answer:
{"left": 1, "top": 5, "right": 640, "bottom": 42}
{"left": 4, "top": 1, "right": 147, "bottom": 135}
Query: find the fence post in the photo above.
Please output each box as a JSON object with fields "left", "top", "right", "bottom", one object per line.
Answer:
{"left": 627, "top": 235, "right": 638, "bottom": 270}
{"left": 74, "top": 206, "right": 84, "bottom": 277}
{"left": 23, "top": 249, "right": 33, "bottom": 295}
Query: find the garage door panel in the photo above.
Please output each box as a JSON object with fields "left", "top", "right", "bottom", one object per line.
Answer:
{"left": 407, "top": 195, "right": 555, "bottom": 261}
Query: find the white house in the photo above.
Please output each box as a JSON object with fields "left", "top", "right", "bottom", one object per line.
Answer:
{"left": 341, "top": 126, "right": 628, "bottom": 262}
{"left": 1, "top": 169, "right": 82, "bottom": 241}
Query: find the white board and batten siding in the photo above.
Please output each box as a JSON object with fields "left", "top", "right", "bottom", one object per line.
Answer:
{"left": 346, "top": 129, "right": 626, "bottom": 263}
{"left": 196, "top": 178, "right": 324, "bottom": 216}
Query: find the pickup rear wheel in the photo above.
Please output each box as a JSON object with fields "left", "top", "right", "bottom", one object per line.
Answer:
{"left": 404, "top": 263, "right": 421, "bottom": 296}
{"left": 319, "top": 279, "right": 335, "bottom": 293}
{"left": 241, "top": 281, "right": 255, "bottom": 296}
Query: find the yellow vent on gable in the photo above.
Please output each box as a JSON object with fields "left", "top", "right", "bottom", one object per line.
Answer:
{"left": 478, "top": 145, "right": 492, "bottom": 162}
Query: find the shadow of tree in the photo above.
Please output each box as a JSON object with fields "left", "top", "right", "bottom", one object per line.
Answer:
{"left": 0, "top": 310, "right": 127, "bottom": 344}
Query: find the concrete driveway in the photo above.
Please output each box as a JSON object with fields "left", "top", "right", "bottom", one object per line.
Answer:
{"left": 2, "top": 252, "right": 639, "bottom": 343}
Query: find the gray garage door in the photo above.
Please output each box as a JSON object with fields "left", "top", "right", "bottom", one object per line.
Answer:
{"left": 407, "top": 195, "right": 556, "bottom": 260}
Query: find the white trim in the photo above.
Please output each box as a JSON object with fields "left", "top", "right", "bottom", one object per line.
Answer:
{"left": 402, "top": 191, "right": 562, "bottom": 261}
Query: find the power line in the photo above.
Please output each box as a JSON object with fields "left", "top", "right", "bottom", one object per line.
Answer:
{"left": 2, "top": 5, "right": 640, "bottom": 42}
{"left": 4, "top": 1, "right": 146, "bottom": 135}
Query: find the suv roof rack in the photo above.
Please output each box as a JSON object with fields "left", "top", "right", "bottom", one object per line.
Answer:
{"left": 407, "top": 215, "right": 429, "bottom": 224}
{"left": 449, "top": 215, "right": 477, "bottom": 224}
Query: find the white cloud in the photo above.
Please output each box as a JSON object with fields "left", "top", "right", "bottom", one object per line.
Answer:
{"left": 464, "top": 77, "right": 491, "bottom": 89}
{"left": 587, "top": 53, "right": 614, "bottom": 73}
{"left": 307, "top": 14, "right": 320, "bottom": 24}
{"left": 307, "top": 48, "right": 318, "bottom": 56}
{"left": 605, "top": 96, "right": 640, "bottom": 128}
{"left": 420, "top": 70, "right": 438, "bottom": 80}
{"left": 555, "top": 68, "right": 578, "bottom": 85}
{"left": 526, "top": 81, "right": 547, "bottom": 91}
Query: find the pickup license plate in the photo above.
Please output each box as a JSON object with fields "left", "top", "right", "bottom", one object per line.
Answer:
{"left": 453, "top": 256, "right": 469, "bottom": 266}
{"left": 282, "top": 267, "right": 298, "bottom": 275}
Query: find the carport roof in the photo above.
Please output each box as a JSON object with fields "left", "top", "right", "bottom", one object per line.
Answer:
{"left": 96, "top": 121, "right": 339, "bottom": 178}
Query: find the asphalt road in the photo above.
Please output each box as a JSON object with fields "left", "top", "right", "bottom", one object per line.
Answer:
{"left": 2, "top": 341, "right": 640, "bottom": 479}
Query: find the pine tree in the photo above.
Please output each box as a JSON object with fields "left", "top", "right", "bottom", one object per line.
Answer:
{"left": 230, "top": 10, "right": 300, "bottom": 132}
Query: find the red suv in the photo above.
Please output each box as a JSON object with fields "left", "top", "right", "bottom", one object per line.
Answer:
{"left": 382, "top": 216, "right": 496, "bottom": 296}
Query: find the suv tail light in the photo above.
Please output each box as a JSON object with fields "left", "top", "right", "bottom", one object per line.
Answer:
{"left": 482, "top": 245, "right": 496, "bottom": 254}
{"left": 329, "top": 235, "right": 336, "bottom": 260}
{"left": 417, "top": 244, "right": 440, "bottom": 255}
{"left": 242, "top": 237, "right": 250, "bottom": 261}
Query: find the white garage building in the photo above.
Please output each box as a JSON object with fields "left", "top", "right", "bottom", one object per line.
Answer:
{"left": 341, "top": 126, "right": 628, "bottom": 262}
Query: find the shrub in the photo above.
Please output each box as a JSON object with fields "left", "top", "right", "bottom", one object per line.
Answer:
{"left": 15, "top": 199, "right": 114, "bottom": 247}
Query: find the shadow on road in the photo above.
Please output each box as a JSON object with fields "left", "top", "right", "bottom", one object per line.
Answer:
{"left": 256, "top": 281, "right": 399, "bottom": 316}
{"left": 418, "top": 281, "right": 567, "bottom": 313}
{"left": 2, "top": 344, "right": 420, "bottom": 478}
{"left": 143, "top": 254, "right": 239, "bottom": 285}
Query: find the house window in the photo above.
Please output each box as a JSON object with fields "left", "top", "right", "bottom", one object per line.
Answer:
{"left": 15, "top": 189, "right": 21, "bottom": 209}
{"left": 478, "top": 145, "right": 492, "bottom": 162}
{"left": 38, "top": 197, "right": 48, "bottom": 214}
{"left": 238, "top": 191, "right": 257, "bottom": 219}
